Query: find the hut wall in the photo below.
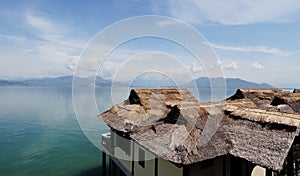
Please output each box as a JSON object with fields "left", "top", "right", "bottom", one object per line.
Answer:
{"left": 113, "top": 132, "right": 133, "bottom": 174}
{"left": 158, "top": 158, "right": 183, "bottom": 176}
{"left": 186, "top": 157, "right": 224, "bottom": 176}
{"left": 133, "top": 143, "right": 156, "bottom": 176}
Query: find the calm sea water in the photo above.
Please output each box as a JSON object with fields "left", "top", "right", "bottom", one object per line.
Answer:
{"left": 0, "top": 87, "right": 236, "bottom": 176}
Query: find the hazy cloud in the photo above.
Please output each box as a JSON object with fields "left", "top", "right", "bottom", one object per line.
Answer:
{"left": 189, "top": 62, "right": 203, "bottom": 73}
{"left": 65, "top": 57, "right": 78, "bottom": 72}
{"left": 223, "top": 62, "right": 238, "bottom": 70}
{"left": 25, "top": 11, "right": 67, "bottom": 34}
{"left": 163, "top": 0, "right": 300, "bottom": 25}
{"left": 156, "top": 20, "right": 180, "bottom": 27}
{"left": 204, "top": 42, "right": 291, "bottom": 56}
{"left": 0, "top": 35, "right": 25, "bottom": 44}
{"left": 214, "top": 60, "right": 238, "bottom": 70}
{"left": 252, "top": 62, "right": 264, "bottom": 70}
{"left": 189, "top": 62, "right": 203, "bottom": 78}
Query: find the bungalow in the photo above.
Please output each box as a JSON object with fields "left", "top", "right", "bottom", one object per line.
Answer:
{"left": 294, "top": 89, "right": 300, "bottom": 93}
{"left": 99, "top": 88, "right": 300, "bottom": 176}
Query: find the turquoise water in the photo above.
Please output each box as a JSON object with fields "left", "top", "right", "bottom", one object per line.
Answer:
{"left": 0, "top": 87, "right": 236, "bottom": 176}
{"left": 0, "top": 87, "right": 110, "bottom": 176}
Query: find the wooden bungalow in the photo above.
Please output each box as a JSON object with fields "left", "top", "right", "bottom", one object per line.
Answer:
{"left": 99, "top": 88, "right": 300, "bottom": 176}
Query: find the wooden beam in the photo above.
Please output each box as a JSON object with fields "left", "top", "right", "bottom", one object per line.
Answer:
{"left": 266, "top": 169, "right": 272, "bottom": 176}
{"left": 102, "top": 151, "right": 107, "bottom": 176}
{"left": 155, "top": 157, "right": 158, "bottom": 176}
{"left": 131, "top": 142, "right": 135, "bottom": 175}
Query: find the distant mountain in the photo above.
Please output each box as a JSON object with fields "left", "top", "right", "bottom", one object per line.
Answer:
{"left": 21, "top": 76, "right": 74, "bottom": 86}
{"left": 130, "top": 77, "right": 177, "bottom": 88}
{"left": 0, "top": 79, "right": 25, "bottom": 86}
{"left": 0, "top": 76, "right": 127, "bottom": 87}
{"left": 184, "top": 77, "right": 273, "bottom": 89}
{"left": 225, "top": 78, "right": 273, "bottom": 88}
{"left": 0, "top": 76, "right": 273, "bottom": 89}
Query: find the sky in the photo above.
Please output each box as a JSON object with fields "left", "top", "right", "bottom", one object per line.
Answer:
{"left": 0, "top": 0, "right": 300, "bottom": 87}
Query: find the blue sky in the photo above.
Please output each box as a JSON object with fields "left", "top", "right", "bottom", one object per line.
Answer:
{"left": 0, "top": 0, "right": 300, "bottom": 87}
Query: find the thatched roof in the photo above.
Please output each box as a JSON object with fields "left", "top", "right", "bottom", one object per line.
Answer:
{"left": 100, "top": 88, "right": 300, "bottom": 171}
{"left": 224, "top": 105, "right": 300, "bottom": 127}
{"left": 294, "top": 89, "right": 300, "bottom": 93}
{"left": 227, "top": 88, "right": 300, "bottom": 113}
{"left": 100, "top": 88, "right": 198, "bottom": 132}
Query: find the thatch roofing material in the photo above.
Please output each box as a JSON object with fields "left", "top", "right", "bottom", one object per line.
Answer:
{"left": 224, "top": 116, "right": 296, "bottom": 171}
{"left": 100, "top": 88, "right": 300, "bottom": 171}
{"left": 131, "top": 88, "right": 198, "bottom": 110}
{"left": 130, "top": 107, "right": 297, "bottom": 171}
{"left": 224, "top": 105, "right": 300, "bottom": 128}
{"left": 101, "top": 88, "right": 197, "bottom": 132}
{"left": 228, "top": 88, "right": 300, "bottom": 113}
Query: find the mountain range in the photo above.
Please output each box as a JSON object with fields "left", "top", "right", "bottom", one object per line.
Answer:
{"left": 0, "top": 76, "right": 123, "bottom": 87}
{"left": 0, "top": 76, "right": 273, "bottom": 89}
{"left": 184, "top": 77, "right": 273, "bottom": 89}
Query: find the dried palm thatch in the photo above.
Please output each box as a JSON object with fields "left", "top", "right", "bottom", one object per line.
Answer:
{"left": 100, "top": 88, "right": 198, "bottom": 132}
{"left": 224, "top": 105, "right": 300, "bottom": 128}
{"left": 99, "top": 88, "right": 300, "bottom": 171}
{"left": 227, "top": 88, "right": 300, "bottom": 113}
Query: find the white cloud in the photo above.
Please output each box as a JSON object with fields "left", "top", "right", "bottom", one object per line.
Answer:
{"left": 97, "top": 60, "right": 121, "bottom": 79}
{"left": 189, "top": 62, "right": 203, "bottom": 78}
{"left": 103, "top": 52, "right": 195, "bottom": 83}
{"left": 0, "top": 11, "right": 86, "bottom": 78}
{"left": 252, "top": 62, "right": 264, "bottom": 70}
{"left": 25, "top": 12, "right": 85, "bottom": 49}
{"left": 156, "top": 20, "right": 180, "bottom": 27}
{"left": 224, "top": 62, "right": 238, "bottom": 70}
{"left": 142, "top": 72, "right": 167, "bottom": 81}
{"left": 214, "top": 60, "right": 238, "bottom": 70}
{"left": 0, "top": 35, "right": 25, "bottom": 44}
{"left": 189, "top": 62, "right": 203, "bottom": 73}
{"left": 163, "top": 0, "right": 300, "bottom": 25}
{"left": 25, "top": 12, "right": 67, "bottom": 34}
{"left": 41, "top": 34, "right": 84, "bottom": 49}
{"left": 204, "top": 42, "right": 291, "bottom": 56}
{"left": 26, "top": 13, "right": 53, "bottom": 30}
{"left": 66, "top": 57, "right": 79, "bottom": 72}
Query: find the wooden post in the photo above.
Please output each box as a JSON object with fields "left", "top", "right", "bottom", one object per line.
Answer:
{"left": 155, "top": 157, "right": 159, "bottom": 176}
{"left": 102, "top": 151, "right": 106, "bottom": 176}
{"left": 108, "top": 157, "right": 111, "bottom": 176}
{"left": 110, "top": 158, "right": 116, "bottom": 176}
{"left": 294, "top": 137, "right": 300, "bottom": 176}
{"left": 287, "top": 146, "right": 294, "bottom": 176}
{"left": 131, "top": 142, "right": 135, "bottom": 175}
{"left": 266, "top": 169, "right": 272, "bottom": 176}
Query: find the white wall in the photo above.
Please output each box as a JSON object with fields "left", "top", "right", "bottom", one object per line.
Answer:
{"left": 113, "top": 131, "right": 133, "bottom": 173}
{"left": 133, "top": 143, "right": 156, "bottom": 176}
{"left": 252, "top": 166, "right": 266, "bottom": 176}
{"left": 158, "top": 158, "right": 182, "bottom": 176}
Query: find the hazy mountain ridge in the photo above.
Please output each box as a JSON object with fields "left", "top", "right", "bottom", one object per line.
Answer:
{"left": 0, "top": 76, "right": 125, "bottom": 87}
{"left": 0, "top": 76, "right": 273, "bottom": 88}
{"left": 0, "top": 79, "right": 26, "bottom": 86}
{"left": 185, "top": 77, "right": 273, "bottom": 89}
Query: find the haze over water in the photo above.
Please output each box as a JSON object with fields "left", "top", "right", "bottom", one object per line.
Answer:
{"left": 0, "top": 87, "right": 235, "bottom": 176}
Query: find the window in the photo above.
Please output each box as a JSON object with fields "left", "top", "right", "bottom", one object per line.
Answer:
{"left": 138, "top": 148, "right": 145, "bottom": 168}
